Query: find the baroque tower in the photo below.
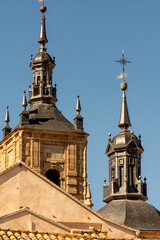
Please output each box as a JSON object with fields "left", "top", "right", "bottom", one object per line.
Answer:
{"left": 97, "top": 52, "right": 160, "bottom": 230}
{"left": 102, "top": 51, "right": 147, "bottom": 203}
{"left": 0, "top": 3, "right": 90, "bottom": 204}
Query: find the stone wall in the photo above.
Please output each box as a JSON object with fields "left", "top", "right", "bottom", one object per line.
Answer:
{"left": 0, "top": 129, "right": 88, "bottom": 202}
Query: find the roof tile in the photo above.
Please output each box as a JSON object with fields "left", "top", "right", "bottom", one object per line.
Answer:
{"left": 0, "top": 228, "right": 147, "bottom": 239}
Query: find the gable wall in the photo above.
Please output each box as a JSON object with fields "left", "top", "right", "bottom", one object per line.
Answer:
{"left": 0, "top": 211, "right": 69, "bottom": 233}
{"left": 0, "top": 166, "right": 21, "bottom": 215}
{"left": 0, "top": 165, "right": 136, "bottom": 238}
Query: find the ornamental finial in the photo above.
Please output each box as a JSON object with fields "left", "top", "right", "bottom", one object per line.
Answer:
{"left": 5, "top": 106, "right": 10, "bottom": 126}
{"left": 22, "top": 91, "right": 28, "bottom": 111}
{"left": 116, "top": 50, "right": 131, "bottom": 91}
{"left": 76, "top": 95, "right": 81, "bottom": 115}
{"left": 38, "top": 0, "right": 48, "bottom": 51}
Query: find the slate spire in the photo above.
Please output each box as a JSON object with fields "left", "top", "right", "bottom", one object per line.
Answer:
{"left": 118, "top": 91, "right": 131, "bottom": 130}
{"left": 5, "top": 106, "right": 10, "bottom": 126}
{"left": 19, "top": 91, "right": 29, "bottom": 126}
{"left": 38, "top": 5, "right": 48, "bottom": 52}
{"left": 115, "top": 50, "right": 132, "bottom": 130}
{"left": 76, "top": 95, "right": 81, "bottom": 114}
{"left": 22, "top": 91, "right": 28, "bottom": 111}
{"left": 102, "top": 52, "right": 147, "bottom": 205}
{"left": 74, "top": 96, "right": 84, "bottom": 130}
{"left": 3, "top": 106, "right": 12, "bottom": 138}
{"left": 28, "top": 3, "right": 57, "bottom": 106}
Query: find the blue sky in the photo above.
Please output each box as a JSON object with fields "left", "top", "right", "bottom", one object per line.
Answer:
{"left": 1, "top": 0, "right": 160, "bottom": 210}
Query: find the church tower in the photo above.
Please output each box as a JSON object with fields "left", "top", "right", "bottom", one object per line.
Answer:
{"left": 97, "top": 52, "right": 160, "bottom": 230}
{"left": 0, "top": 3, "right": 90, "bottom": 204}
{"left": 103, "top": 51, "right": 147, "bottom": 203}
{"left": 98, "top": 52, "right": 160, "bottom": 230}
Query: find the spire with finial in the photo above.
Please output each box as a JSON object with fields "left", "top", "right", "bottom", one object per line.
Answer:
{"left": 22, "top": 91, "right": 28, "bottom": 111}
{"left": 38, "top": 1, "right": 48, "bottom": 52}
{"left": 84, "top": 183, "right": 93, "bottom": 209}
{"left": 3, "top": 106, "right": 12, "bottom": 138}
{"left": 19, "top": 91, "right": 29, "bottom": 126}
{"left": 74, "top": 96, "right": 84, "bottom": 131}
{"left": 116, "top": 50, "right": 131, "bottom": 130}
{"left": 76, "top": 95, "right": 81, "bottom": 115}
{"left": 5, "top": 106, "right": 10, "bottom": 126}
{"left": 103, "top": 51, "right": 147, "bottom": 206}
{"left": 28, "top": 0, "right": 57, "bottom": 106}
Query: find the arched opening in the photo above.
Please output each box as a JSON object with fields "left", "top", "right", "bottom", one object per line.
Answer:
{"left": 45, "top": 169, "right": 60, "bottom": 186}
{"left": 37, "top": 76, "right": 40, "bottom": 86}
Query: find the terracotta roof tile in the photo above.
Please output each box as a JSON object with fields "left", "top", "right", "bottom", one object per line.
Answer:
{"left": 43, "top": 234, "right": 51, "bottom": 240}
{"left": 0, "top": 230, "right": 115, "bottom": 240}
{"left": 28, "top": 233, "right": 37, "bottom": 240}
{"left": 36, "top": 234, "right": 44, "bottom": 240}
{"left": 14, "top": 232, "right": 23, "bottom": 239}
{"left": 58, "top": 236, "right": 65, "bottom": 240}
{"left": 2, "top": 234, "right": 9, "bottom": 240}
{"left": 49, "top": 235, "right": 57, "bottom": 240}
{"left": 21, "top": 232, "right": 30, "bottom": 240}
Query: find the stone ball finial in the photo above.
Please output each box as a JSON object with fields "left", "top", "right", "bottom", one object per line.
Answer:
{"left": 120, "top": 81, "right": 127, "bottom": 91}
{"left": 40, "top": 5, "right": 47, "bottom": 13}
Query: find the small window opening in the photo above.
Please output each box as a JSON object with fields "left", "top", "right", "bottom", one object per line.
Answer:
{"left": 111, "top": 168, "right": 115, "bottom": 179}
{"left": 37, "top": 76, "right": 40, "bottom": 86}
{"left": 45, "top": 169, "right": 60, "bottom": 186}
{"left": 119, "top": 166, "right": 124, "bottom": 187}
{"left": 129, "top": 166, "right": 134, "bottom": 187}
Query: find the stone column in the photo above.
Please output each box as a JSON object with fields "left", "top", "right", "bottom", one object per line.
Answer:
{"left": 124, "top": 152, "right": 128, "bottom": 192}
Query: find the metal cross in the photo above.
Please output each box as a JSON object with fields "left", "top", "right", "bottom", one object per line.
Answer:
{"left": 115, "top": 50, "right": 131, "bottom": 81}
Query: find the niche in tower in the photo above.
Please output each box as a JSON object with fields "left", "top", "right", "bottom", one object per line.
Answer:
{"left": 119, "top": 166, "right": 124, "bottom": 187}
{"left": 45, "top": 169, "right": 60, "bottom": 186}
{"left": 43, "top": 76, "right": 48, "bottom": 95}
{"left": 129, "top": 165, "right": 134, "bottom": 187}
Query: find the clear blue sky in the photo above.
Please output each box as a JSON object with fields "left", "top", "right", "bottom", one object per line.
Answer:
{"left": 0, "top": 0, "right": 160, "bottom": 210}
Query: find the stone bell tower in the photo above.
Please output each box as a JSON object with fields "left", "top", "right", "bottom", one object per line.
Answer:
{"left": 102, "top": 51, "right": 147, "bottom": 203}
{"left": 0, "top": 3, "right": 92, "bottom": 205}
{"left": 97, "top": 52, "right": 160, "bottom": 231}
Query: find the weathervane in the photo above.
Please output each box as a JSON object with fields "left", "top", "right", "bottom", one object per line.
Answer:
{"left": 116, "top": 50, "right": 131, "bottom": 91}
{"left": 39, "top": 0, "right": 44, "bottom": 6}
{"left": 116, "top": 49, "right": 131, "bottom": 82}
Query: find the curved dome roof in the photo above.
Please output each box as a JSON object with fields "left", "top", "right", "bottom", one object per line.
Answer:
{"left": 106, "top": 130, "right": 143, "bottom": 155}
{"left": 98, "top": 200, "right": 160, "bottom": 230}
{"left": 112, "top": 130, "right": 140, "bottom": 147}
{"left": 33, "top": 51, "right": 53, "bottom": 63}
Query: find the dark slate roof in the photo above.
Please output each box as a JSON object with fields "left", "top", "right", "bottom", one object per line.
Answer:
{"left": 33, "top": 51, "right": 53, "bottom": 64}
{"left": 97, "top": 200, "right": 160, "bottom": 230}
{"left": 112, "top": 130, "right": 142, "bottom": 148}
{"left": 106, "top": 130, "right": 143, "bottom": 155}
{"left": 16, "top": 103, "right": 85, "bottom": 133}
